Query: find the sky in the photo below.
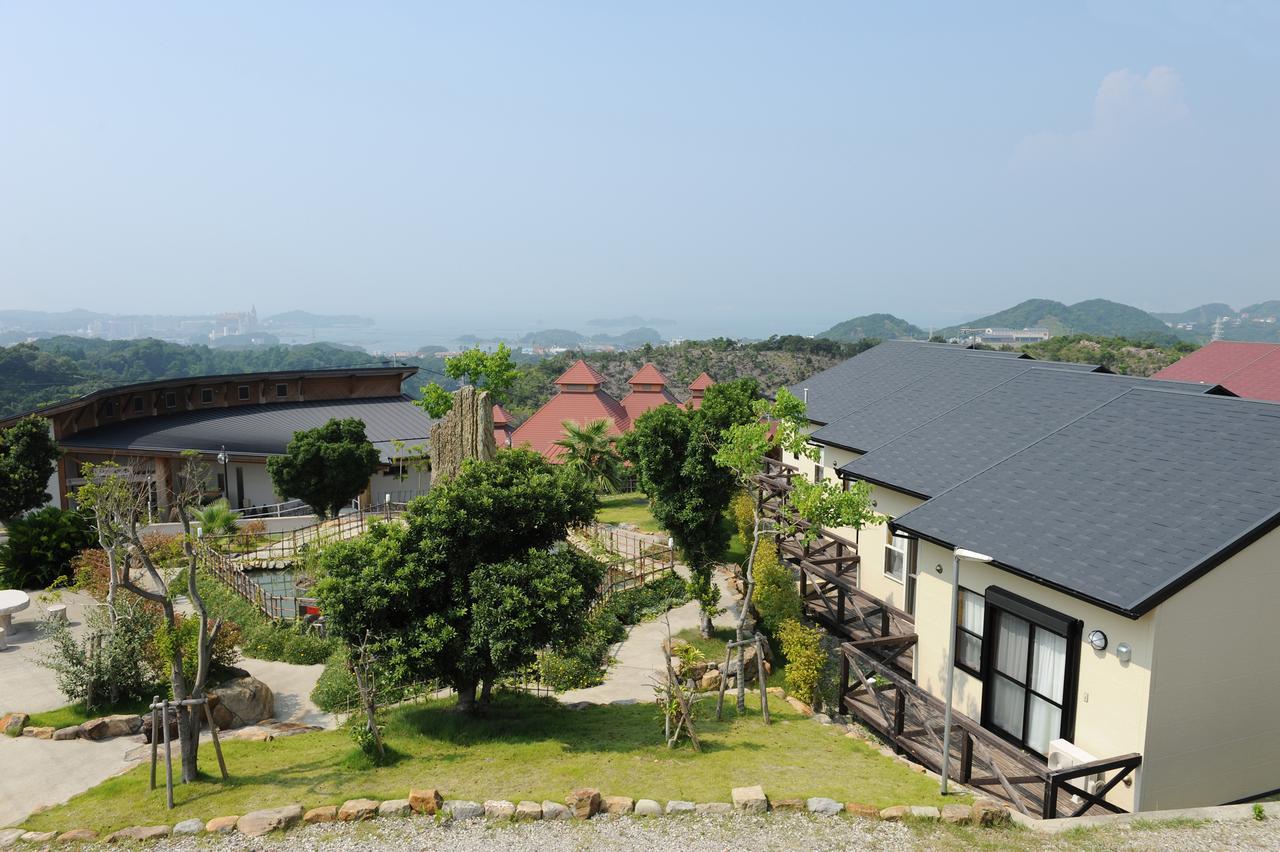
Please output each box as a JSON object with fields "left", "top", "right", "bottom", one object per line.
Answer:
{"left": 1, "top": 2, "right": 1277, "bottom": 339}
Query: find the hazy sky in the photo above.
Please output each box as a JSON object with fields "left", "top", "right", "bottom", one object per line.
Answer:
{"left": 2, "top": 2, "right": 1277, "bottom": 338}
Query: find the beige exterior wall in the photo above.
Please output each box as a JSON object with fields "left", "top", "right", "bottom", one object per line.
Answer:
{"left": 854, "top": 485, "right": 924, "bottom": 611}
{"left": 1139, "top": 528, "right": 1280, "bottom": 810}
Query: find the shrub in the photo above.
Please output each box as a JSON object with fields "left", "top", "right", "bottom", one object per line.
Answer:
{"left": 183, "top": 568, "right": 337, "bottom": 666}
{"left": 0, "top": 507, "right": 95, "bottom": 590}
{"left": 750, "top": 540, "right": 801, "bottom": 634}
{"left": 776, "top": 617, "right": 825, "bottom": 707}
{"left": 152, "top": 614, "right": 241, "bottom": 685}
{"left": 71, "top": 535, "right": 186, "bottom": 601}
{"left": 194, "top": 499, "right": 240, "bottom": 538}
{"left": 730, "top": 491, "right": 755, "bottom": 548}
{"left": 38, "top": 595, "right": 163, "bottom": 711}
{"left": 311, "top": 648, "right": 360, "bottom": 712}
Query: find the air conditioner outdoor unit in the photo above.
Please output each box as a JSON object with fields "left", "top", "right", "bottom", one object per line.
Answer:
{"left": 1047, "top": 738, "right": 1105, "bottom": 802}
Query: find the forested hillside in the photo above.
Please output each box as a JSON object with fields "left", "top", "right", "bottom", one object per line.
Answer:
{"left": 937, "top": 298, "right": 1181, "bottom": 342}
{"left": 816, "top": 313, "right": 926, "bottom": 342}
{"left": 1021, "top": 334, "right": 1197, "bottom": 377}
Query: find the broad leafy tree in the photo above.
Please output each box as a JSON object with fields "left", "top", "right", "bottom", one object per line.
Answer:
{"left": 554, "top": 418, "right": 624, "bottom": 493}
{"left": 266, "top": 417, "right": 381, "bottom": 518}
{"left": 619, "top": 379, "right": 758, "bottom": 636}
{"left": 316, "top": 449, "right": 601, "bottom": 714}
{"left": 0, "top": 416, "right": 60, "bottom": 520}
{"left": 418, "top": 343, "right": 518, "bottom": 418}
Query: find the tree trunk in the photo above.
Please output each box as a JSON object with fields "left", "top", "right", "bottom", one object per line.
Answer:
{"left": 480, "top": 678, "right": 494, "bottom": 705}
{"left": 455, "top": 679, "right": 480, "bottom": 714}
{"left": 699, "top": 611, "right": 713, "bottom": 638}
{"left": 177, "top": 705, "right": 199, "bottom": 782}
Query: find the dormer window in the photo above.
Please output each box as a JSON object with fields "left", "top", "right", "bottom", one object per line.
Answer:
{"left": 133, "top": 397, "right": 144, "bottom": 413}
{"left": 103, "top": 401, "right": 116, "bottom": 417}
{"left": 276, "top": 383, "right": 289, "bottom": 398}
{"left": 238, "top": 385, "right": 251, "bottom": 401}
{"left": 201, "top": 388, "right": 214, "bottom": 404}
{"left": 165, "top": 391, "right": 177, "bottom": 409}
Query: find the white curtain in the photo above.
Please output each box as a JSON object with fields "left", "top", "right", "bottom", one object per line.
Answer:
{"left": 990, "top": 677, "right": 1024, "bottom": 738}
{"left": 1026, "top": 695, "right": 1062, "bottom": 756}
{"left": 1031, "top": 630, "right": 1066, "bottom": 703}
{"left": 961, "top": 590, "right": 984, "bottom": 633}
{"left": 994, "top": 613, "right": 1029, "bottom": 679}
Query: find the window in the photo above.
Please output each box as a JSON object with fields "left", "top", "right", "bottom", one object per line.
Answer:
{"left": 165, "top": 392, "right": 177, "bottom": 409}
{"left": 956, "top": 588, "right": 984, "bottom": 676}
{"left": 884, "top": 530, "right": 911, "bottom": 582}
{"left": 276, "top": 383, "right": 289, "bottom": 398}
{"left": 814, "top": 465, "right": 823, "bottom": 482}
{"left": 981, "top": 588, "right": 1081, "bottom": 758}
{"left": 200, "top": 388, "right": 214, "bottom": 404}
{"left": 103, "top": 401, "right": 116, "bottom": 417}
{"left": 133, "top": 397, "right": 144, "bottom": 413}
{"left": 238, "top": 385, "right": 250, "bottom": 401}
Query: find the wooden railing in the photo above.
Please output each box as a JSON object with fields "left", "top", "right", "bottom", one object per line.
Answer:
{"left": 840, "top": 644, "right": 1140, "bottom": 819}
{"left": 574, "top": 522, "right": 677, "bottom": 612}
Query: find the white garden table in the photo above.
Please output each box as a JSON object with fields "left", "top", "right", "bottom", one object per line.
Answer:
{"left": 0, "top": 589, "right": 30, "bottom": 636}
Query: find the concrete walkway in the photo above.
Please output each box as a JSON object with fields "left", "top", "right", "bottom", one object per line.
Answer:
{"left": 557, "top": 566, "right": 742, "bottom": 705}
{"left": 0, "top": 589, "right": 102, "bottom": 715}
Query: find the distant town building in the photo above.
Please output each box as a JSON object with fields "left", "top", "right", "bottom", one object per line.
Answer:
{"left": 957, "top": 327, "right": 1052, "bottom": 346}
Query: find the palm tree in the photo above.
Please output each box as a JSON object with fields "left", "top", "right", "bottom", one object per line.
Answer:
{"left": 194, "top": 498, "right": 240, "bottom": 537}
{"left": 555, "top": 419, "right": 625, "bottom": 493}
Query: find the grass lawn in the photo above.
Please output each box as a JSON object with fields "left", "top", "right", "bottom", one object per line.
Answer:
{"left": 23, "top": 691, "right": 955, "bottom": 834}
{"left": 595, "top": 492, "right": 663, "bottom": 532}
{"left": 22, "top": 696, "right": 156, "bottom": 732}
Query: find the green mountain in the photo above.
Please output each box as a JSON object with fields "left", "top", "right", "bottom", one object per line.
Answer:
{"left": 1240, "top": 301, "right": 1280, "bottom": 318}
{"left": 1152, "top": 303, "right": 1234, "bottom": 326}
{"left": 816, "top": 313, "right": 926, "bottom": 342}
{"left": 937, "top": 299, "right": 1180, "bottom": 342}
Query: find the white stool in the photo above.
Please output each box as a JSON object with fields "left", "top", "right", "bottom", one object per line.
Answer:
{"left": 47, "top": 604, "right": 67, "bottom": 624}
{"left": 0, "top": 627, "right": 7, "bottom": 651}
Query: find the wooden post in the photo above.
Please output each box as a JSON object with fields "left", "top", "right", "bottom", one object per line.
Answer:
{"left": 161, "top": 698, "right": 174, "bottom": 809}
{"left": 202, "top": 700, "right": 229, "bottom": 780}
{"left": 961, "top": 731, "right": 974, "bottom": 783}
{"left": 893, "top": 689, "right": 906, "bottom": 737}
{"left": 715, "top": 647, "right": 733, "bottom": 720}
{"left": 755, "top": 635, "right": 770, "bottom": 725}
{"left": 148, "top": 696, "right": 159, "bottom": 791}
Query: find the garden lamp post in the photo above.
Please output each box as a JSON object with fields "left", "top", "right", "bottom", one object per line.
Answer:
{"left": 217, "top": 446, "right": 229, "bottom": 503}
{"left": 940, "top": 546, "right": 992, "bottom": 795}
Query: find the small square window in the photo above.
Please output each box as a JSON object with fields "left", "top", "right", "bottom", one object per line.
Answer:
{"left": 238, "top": 385, "right": 251, "bottom": 401}
{"left": 103, "top": 401, "right": 115, "bottom": 417}
{"left": 956, "top": 588, "right": 985, "bottom": 676}
{"left": 133, "top": 397, "right": 144, "bottom": 413}
{"left": 201, "top": 388, "right": 214, "bottom": 404}
{"left": 276, "top": 383, "right": 288, "bottom": 398}
{"left": 165, "top": 392, "right": 177, "bottom": 409}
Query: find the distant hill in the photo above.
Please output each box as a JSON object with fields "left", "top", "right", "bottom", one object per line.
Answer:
{"left": 938, "top": 299, "right": 1181, "bottom": 343}
{"left": 1152, "top": 302, "right": 1280, "bottom": 342}
{"left": 1240, "top": 301, "right": 1280, "bottom": 318}
{"left": 264, "top": 310, "right": 373, "bottom": 327}
{"left": 817, "top": 313, "right": 926, "bottom": 342}
{"left": 1152, "top": 303, "right": 1234, "bottom": 326}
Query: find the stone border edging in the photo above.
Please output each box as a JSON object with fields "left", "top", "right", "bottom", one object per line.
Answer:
{"left": 1011, "top": 799, "right": 1280, "bottom": 833}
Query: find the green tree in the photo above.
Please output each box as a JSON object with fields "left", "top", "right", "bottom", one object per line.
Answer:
{"left": 315, "top": 449, "right": 601, "bottom": 714}
{"left": 266, "top": 418, "right": 382, "bottom": 518}
{"left": 0, "top": 416, "right": 60, "bottom": 520}
{"left": 554, "top": 418, "right": 624, "bottom": 493}
{"left": 418, "top": 343, "right": 518, "bottom": 418}
{"left": 619, "top": 379, "right": 759, "bottom": 636}
{"left": 0, "top": 506, "right": 94, "bottom": 590}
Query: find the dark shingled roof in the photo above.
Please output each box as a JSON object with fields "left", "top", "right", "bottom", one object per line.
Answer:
{"left": 842, "top": 369, "right": 1227, "bottom": 498}
{"left": 59, "top": 396, "right": 436, "bottom": 463}
{"left": 788, "top": 340, "right": 1098, "bottom": 428}
{"left": 890, "top": 389, "right": 1280, "bottom": 617}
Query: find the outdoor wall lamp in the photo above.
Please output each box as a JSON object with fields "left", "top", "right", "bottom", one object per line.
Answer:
{"left": 1116, "top": 642, "right": 1132, "bottom": 664}
{"left": 1088, "top": 629, "right": 1108, "bottom": 651}
{"left": 934, "top": 563, "right": 944, "bottom": 574}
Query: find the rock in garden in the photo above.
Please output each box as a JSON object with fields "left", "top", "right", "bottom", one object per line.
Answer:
{"left": 204, "top": 816, "right": 239, "bottom": 834}
{"left": 0, "top": 828, "right": 21, "bottom": 849}
{"left": 80, "top": 714, "right": 142, "bottom": 740}
{"left": 207, "top": 676, "right": 275, "bottom": 729}
{"left": 22, "top": 726, "right": 53, "bottom": 739}
{"left": 378, "top": 799, "right": 412, "bottom": 817}
{"left": 696, "top": 803, "right": 732, "bottom": 814}
{"left": 664, "top": 800, "right": 695, "bottom": 815}
{"left": 57, "top": 829, "right": 99, "bottom": 842}
{"left": 0, "top": 713, "right": 28, "bottom": 736}
{"left": 172, "top": 819, "right": 204, "bottom": 835}
{"left": 811, "top": 713, "right": 832, "bottom": 725}
{"left": 514, "top": 801, "right": 542, "bottom": 821}
{"left": 602, "top": 796, "right": 633, "bottom": 815}
{"left": 971, "top": 799, "right": 1011, "bottom": 826}
{"left": 52, "top": 725, "right": 81, "bottom": 741}
{"left": 541, "top": 801, "right": 572, "bottom": 820}
{"left": 806, "top": 797, "right": 842, "bottom": 816}
{"left": 483, "top": 800, "right": 515, "bottom": 819}
{"left": 910, "top": 805, "right": 940, "bottom": 820}
{"left": 236, "top": 805, "right": 303, "bottom": 837}
{"left": 304, "top": 806, "right": 337, "bottom": 824}
{"left": 337, "top": 799, "right": 380, "bottom": 822}
{"left": 409, "top": 788, "right": 444, "bottom": 815}
{"left": 633, "top": 799, "right": 662, "bottom": 816}
{"left": 731, "top": 785, "right": 768, "bottom": 813}
{"left": 699, "top": 670, "right": 721, "bottom": 690}
{"left": 770, "top": 798, "right": 805, "bottom": 811}
{"left": 941, "top": 804, "right": 972, "bottom": 824}
{"left": 879, "top": 805, "right": 910, "bottom": 821}
{"left": 444, "top": 800, "right": 485, "bottom": 820}
{"left": 845, "top": 803, "right": 880, "bottom": 819}
{"left": 141, "top": 711, "right": 179, "bottom": 744}
{"left": 566, "top": 788, "right": 601, "bottom": 819}
{"left": 105, "top": 825, "right": 171, "bottom": 842}
{"left": 20, "top": 831, "right": 56, "bottom": 843}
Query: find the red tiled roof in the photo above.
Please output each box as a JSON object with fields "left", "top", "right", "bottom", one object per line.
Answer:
{"left": 555, "top": 359, "right": 607, "bottom": 387}
{"left": 621, "top": 386, "right": 680, "bottom": 421}
{"left": 510, "top": 388, "right": 630, "bottom": 461}
{"left": 492, "top": 404, "right": 511, "bottom": 426}
{"left": 1152, "top": 341, "right": 1280, "bottom": 402}
{"left": 627, "top": 363, "right": 670, "bottom": 386}
{"left": 688, "top": 372, "right": 715, "bottom": 392}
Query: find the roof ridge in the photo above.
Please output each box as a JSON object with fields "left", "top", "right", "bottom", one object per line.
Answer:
{"left": 1220, "top": 343, "right": 1280, "bottom": 381}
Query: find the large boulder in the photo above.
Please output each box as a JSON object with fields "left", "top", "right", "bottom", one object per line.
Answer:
{"left": 0, "top": 713, "right": 28, "bottom": 736}
{"left": 337, "top": 799, "right": 379, "bottom": 822}
{"left": 208, "top": 676, "right": 274, "bottom": 729}
{"left": 141, "top": 710, "right": 180, "bottom": 745}
{"left": 731, "top": 785, "right": 768, "bottom": 813}
{"left": 81, "top": 714, "right": 142, "bottom": 740}
{"left": 566, "top": 788, "right": 601, "bottom": 819}
{"left": 409, "top": 788, "right": 444, "bottom": 815}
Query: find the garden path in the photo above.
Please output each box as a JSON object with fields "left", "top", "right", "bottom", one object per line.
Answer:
{"left": 556, "top": 565, "right": 741, "bottom": 706}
